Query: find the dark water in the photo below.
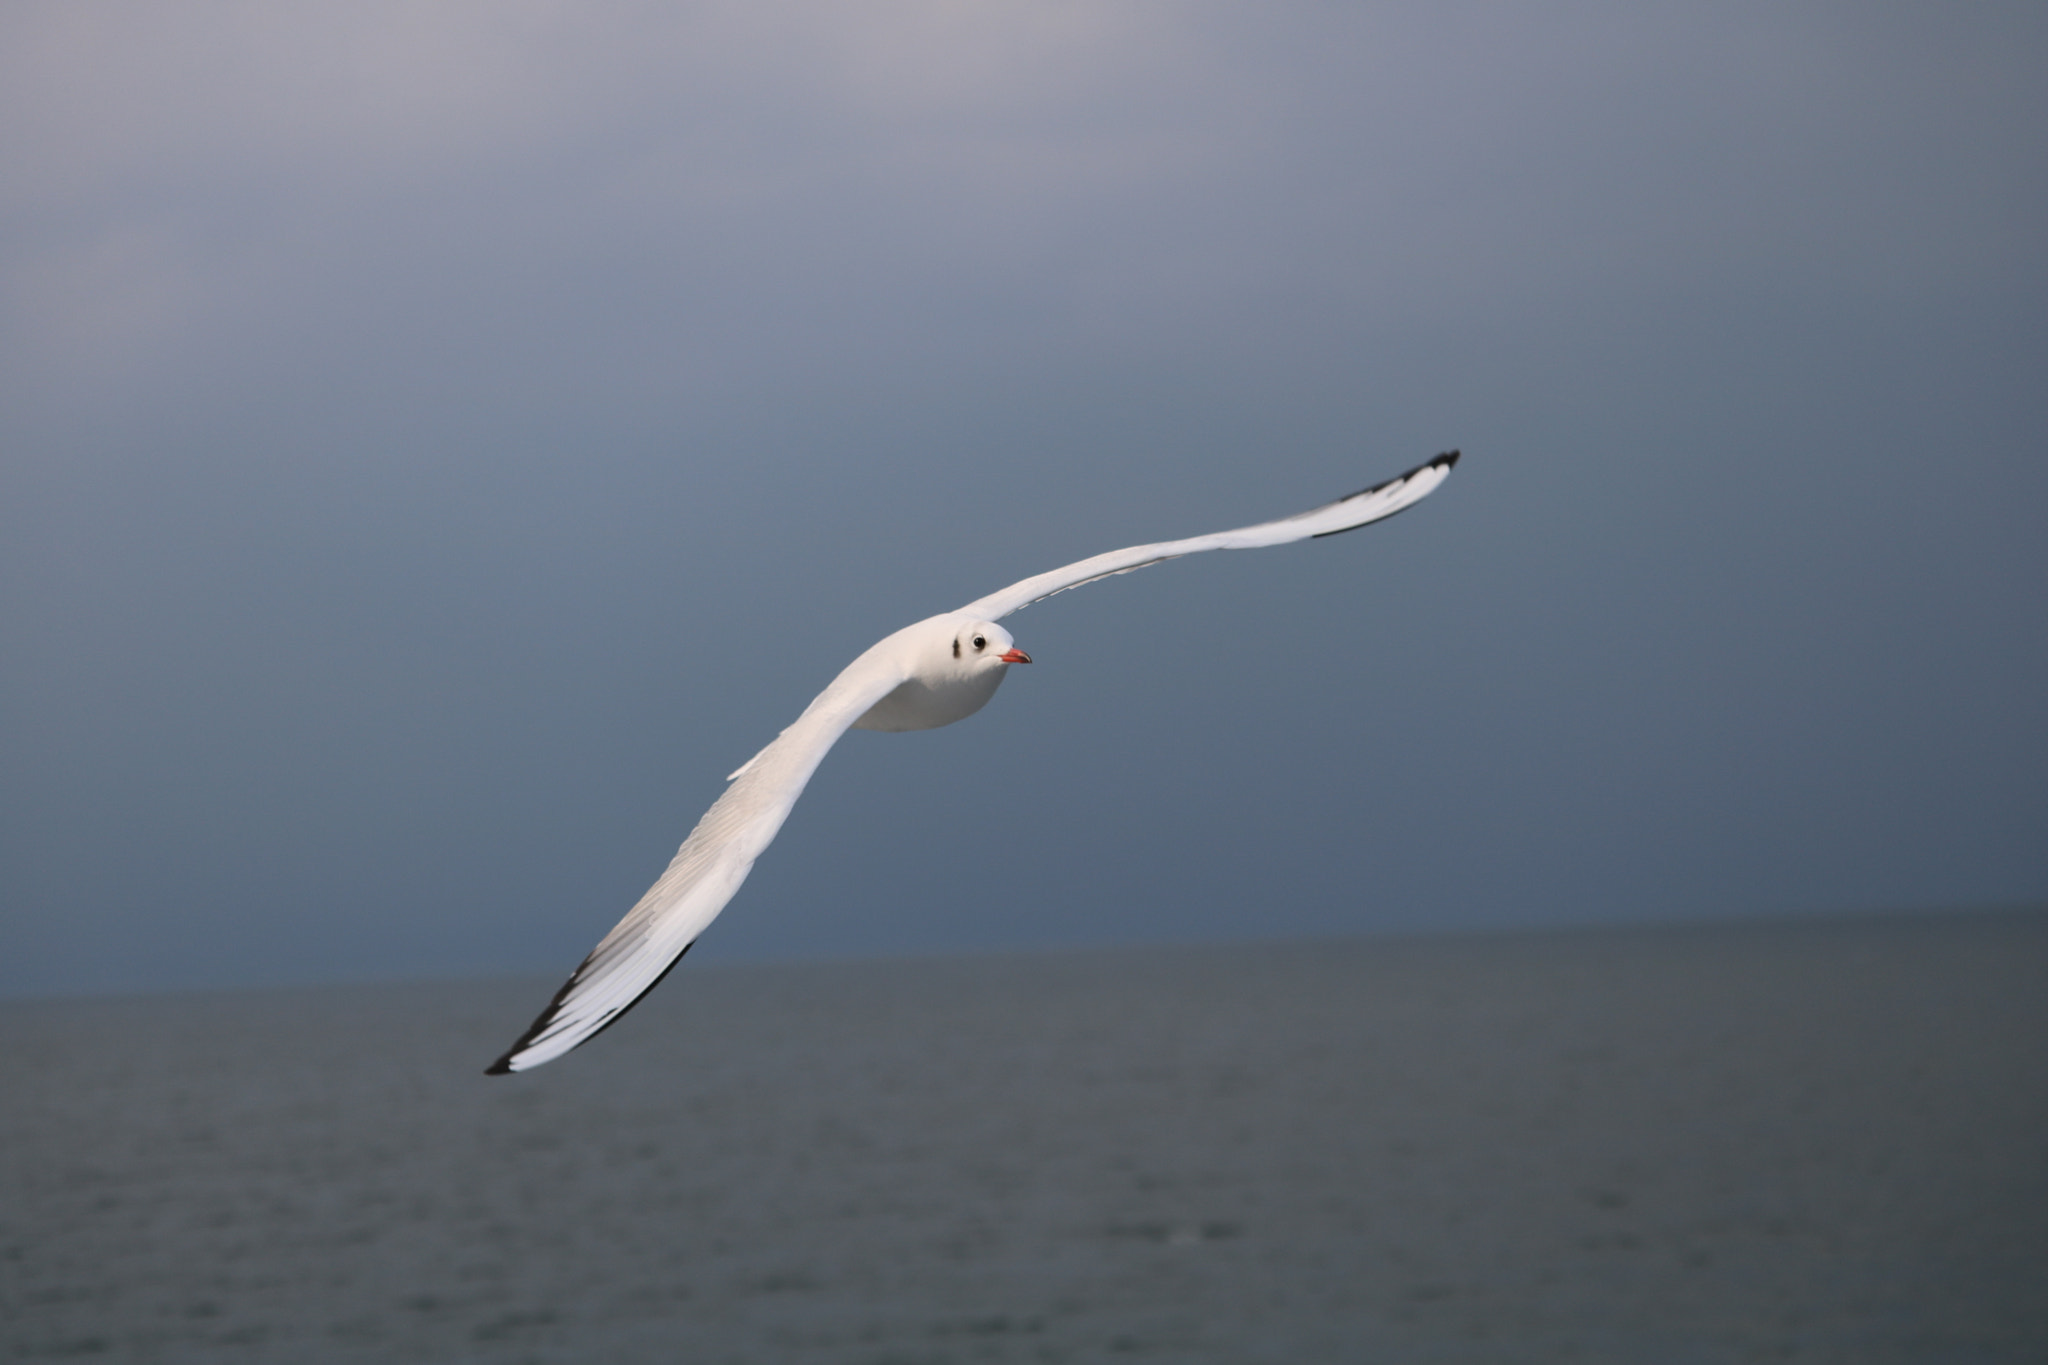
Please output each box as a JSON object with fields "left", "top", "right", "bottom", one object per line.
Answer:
{"left": 4, "top": 911, "right": 2044, "bottom": 1363}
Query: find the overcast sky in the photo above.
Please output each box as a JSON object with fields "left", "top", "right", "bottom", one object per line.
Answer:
{"left": 4, "top": 3, "right": 2044, "bottom": 998}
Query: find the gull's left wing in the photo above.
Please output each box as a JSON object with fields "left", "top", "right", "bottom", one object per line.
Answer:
{"left": 485, "top": 653, "right": 911, "bottom": 1074}
{"left": 957, "top": 451, "right": 1458, "bottom": 621}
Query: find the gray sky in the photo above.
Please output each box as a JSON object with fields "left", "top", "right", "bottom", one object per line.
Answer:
{"left": 4, "top": 3, "right": 2044, "bottom": 997}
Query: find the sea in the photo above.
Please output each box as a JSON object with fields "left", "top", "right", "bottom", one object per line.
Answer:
{"left": 4, "top": 909, "right": 2044, "bottom": 1363}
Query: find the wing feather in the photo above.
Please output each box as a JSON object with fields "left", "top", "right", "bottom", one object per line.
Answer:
{"left": 957, "top": 451, "right": 1458, "bottom": 621}
{"left": 485, "top": 656, "right": 908, "bottom": 1073}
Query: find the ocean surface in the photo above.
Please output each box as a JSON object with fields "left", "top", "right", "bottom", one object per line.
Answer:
{"left": 4, "top": 910, "right": 2044, "bottom": 1363}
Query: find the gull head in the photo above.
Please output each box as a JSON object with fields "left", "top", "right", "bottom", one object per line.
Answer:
{"left": 948, "top": 619, "right": 1031, "bottom": 671}
{"left": 852, "top": 615, "right": 1030, "bottom": 733}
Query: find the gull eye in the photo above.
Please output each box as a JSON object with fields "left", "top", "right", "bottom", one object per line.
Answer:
{"left": 972, "top": 635, "right": 986, "bottom": 651}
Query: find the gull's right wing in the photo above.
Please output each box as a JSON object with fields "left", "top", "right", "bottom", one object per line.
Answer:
{"left": 956, "top": 451, "right": 1458, "bottom": 621}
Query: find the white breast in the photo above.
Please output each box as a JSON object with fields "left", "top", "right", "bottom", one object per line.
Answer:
{"left": 852, "top": 667, "right": 1008, "bottom": 732}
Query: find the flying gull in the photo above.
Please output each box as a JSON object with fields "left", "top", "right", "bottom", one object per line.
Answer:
{"left": 487, "top": 451, "right": 1459, "bottom": 1073}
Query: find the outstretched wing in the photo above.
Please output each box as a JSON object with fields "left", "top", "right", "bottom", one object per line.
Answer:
{"left": 957, "top": 451, "right": 1458, "bottom": 621}
{"left": 486, "top": 657, "right": 908, "bottom": 1074}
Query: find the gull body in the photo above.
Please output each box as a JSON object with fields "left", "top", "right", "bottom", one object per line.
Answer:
{"left": 487, "top": 452, "right": 1458, "bottom": 1074}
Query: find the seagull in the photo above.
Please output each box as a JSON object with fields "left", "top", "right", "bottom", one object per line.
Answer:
{"left": 487, "top": 451, "right": 1459, "bottom": 1073}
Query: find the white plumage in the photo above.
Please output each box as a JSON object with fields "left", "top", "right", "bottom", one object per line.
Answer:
{"left": 487, "top": 451, "right": 1458, "bottom": 1073}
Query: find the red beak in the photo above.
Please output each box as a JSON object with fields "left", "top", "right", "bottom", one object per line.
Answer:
{"left": 999, "top": 647, "right": 1032, "bottom": 664}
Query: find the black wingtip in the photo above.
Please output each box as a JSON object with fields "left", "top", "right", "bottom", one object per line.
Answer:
{"left": 481, "top": 956, "right": 597, "bottom": 1077}
{"left": 1403, "top": 448, "right": 1460, "bottom": 478}
{"left": 1311, "top": 449, "right": 1462, "bottom": 538}
{"left": 479, "top": 938, "right": 698, "bottom": 1077}
{"left": 1335, "top": 449, "right": 1460, "bottom": 504}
